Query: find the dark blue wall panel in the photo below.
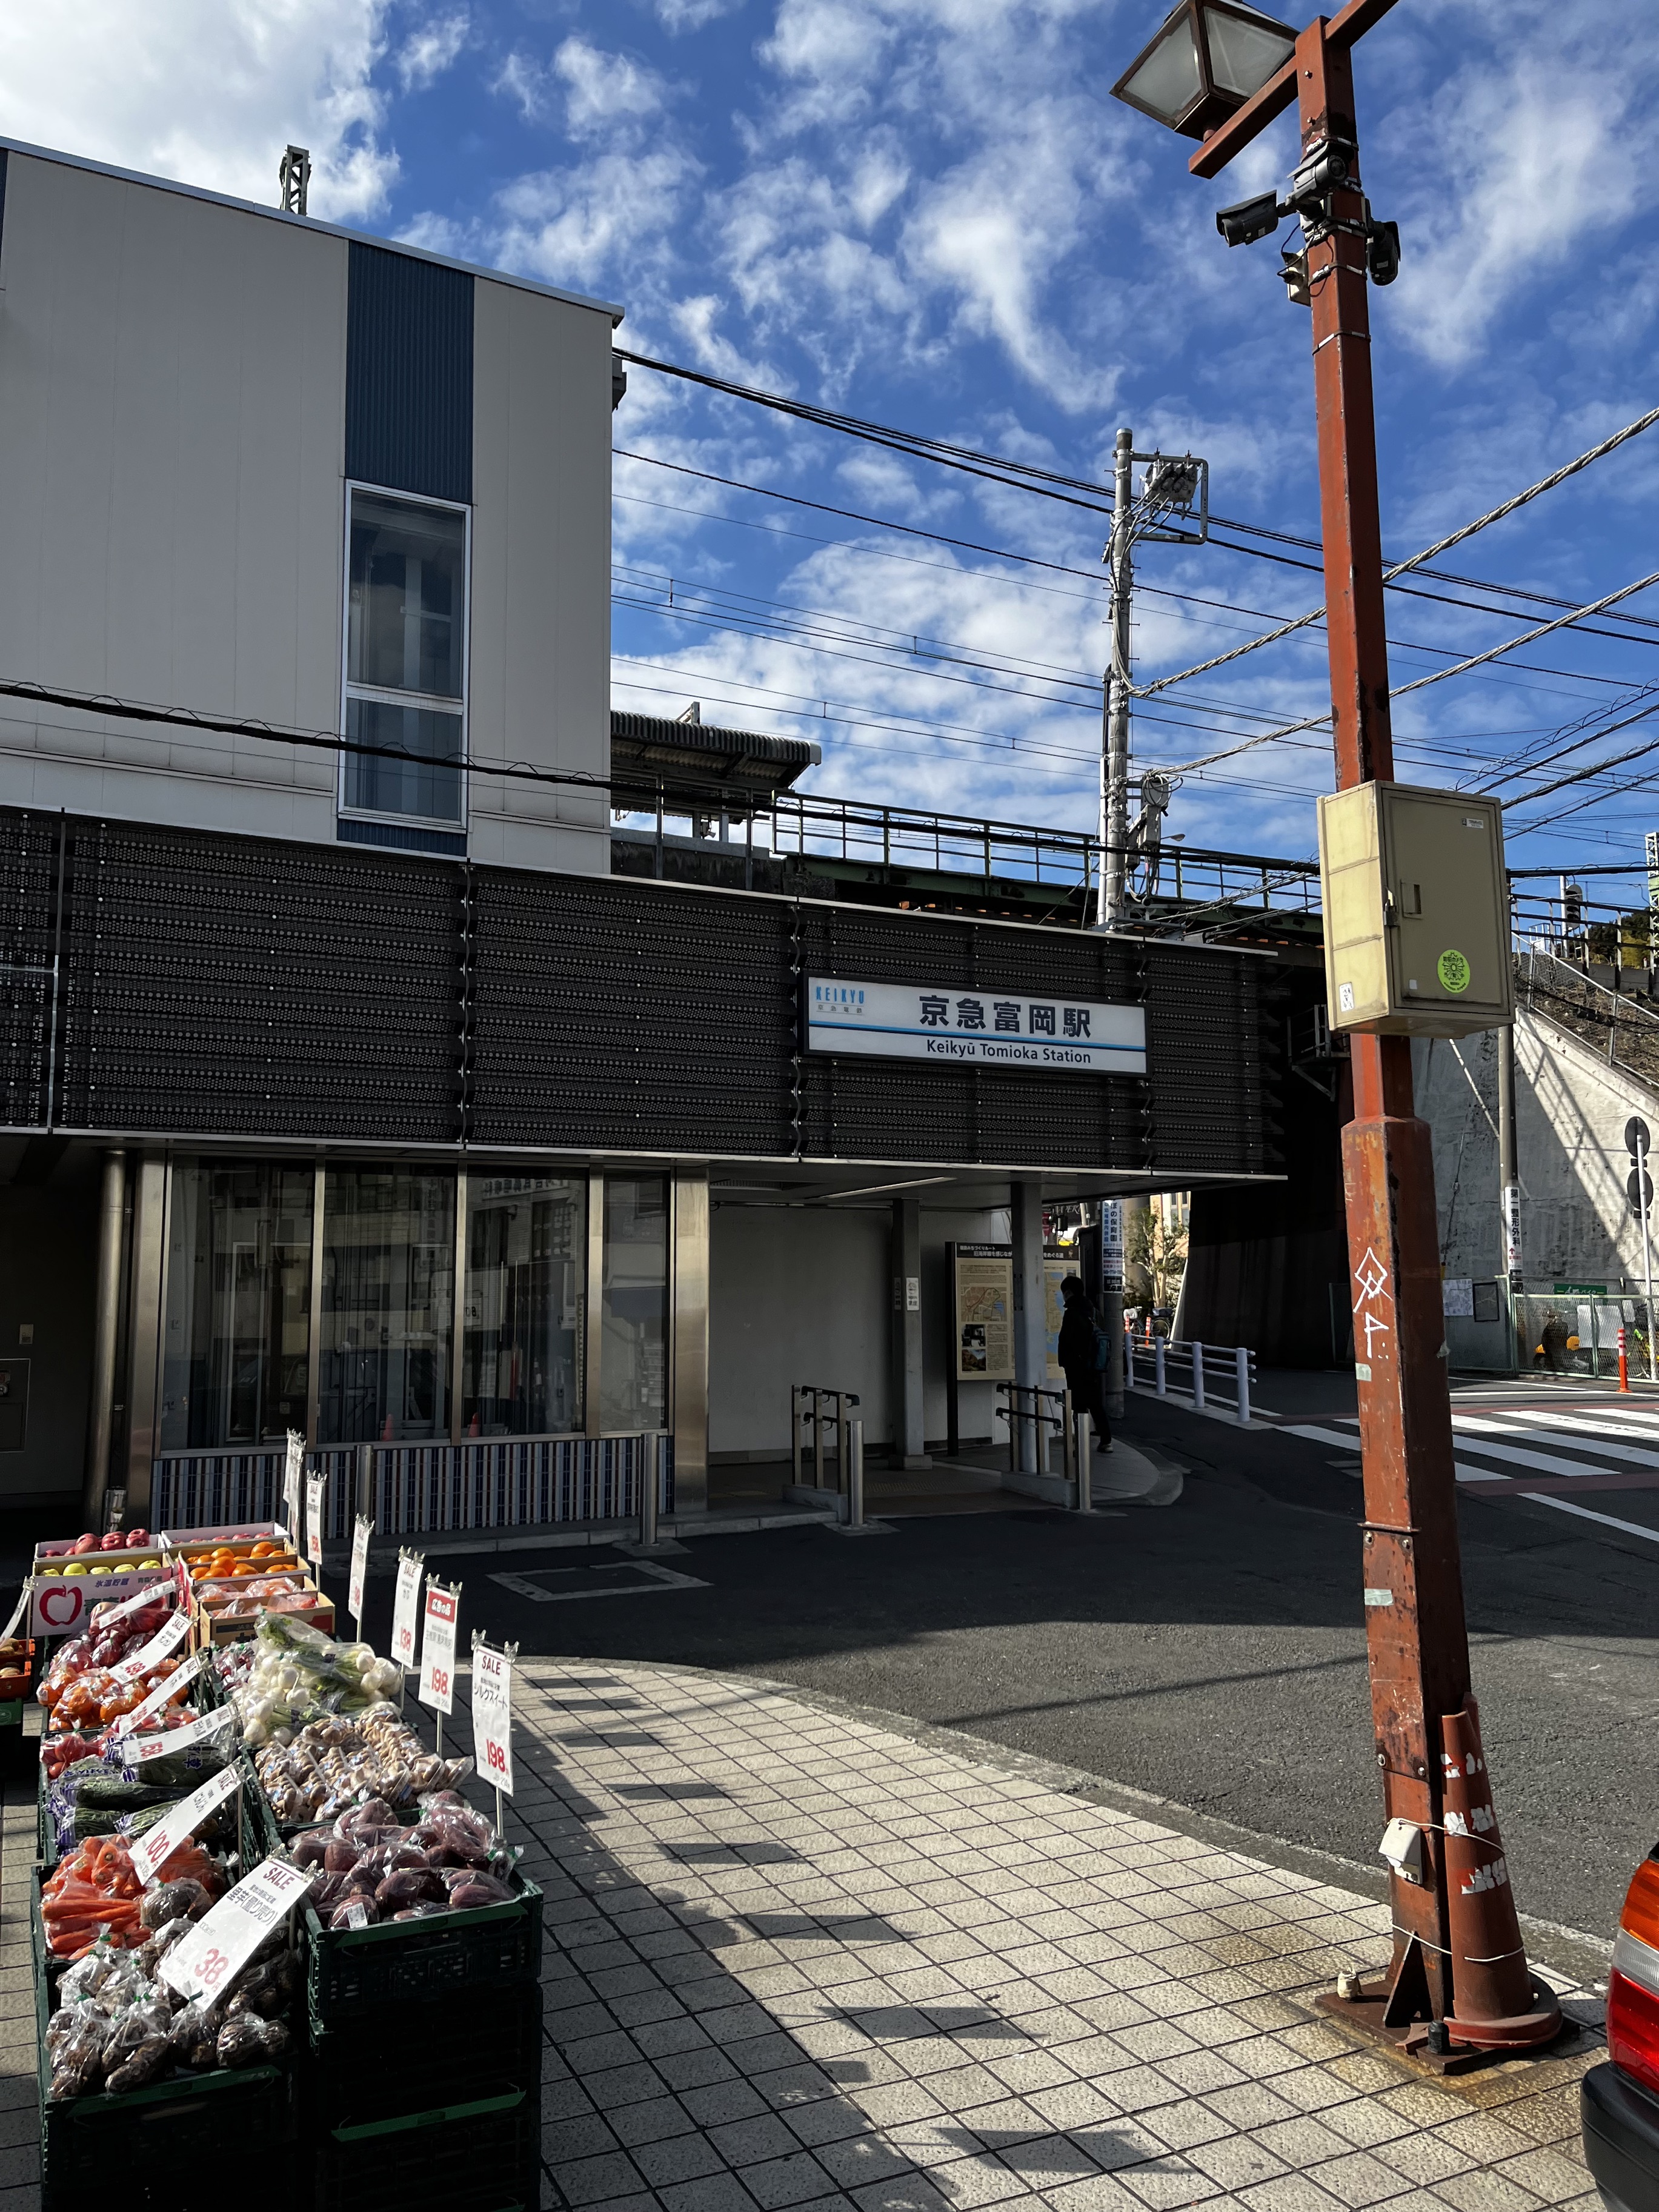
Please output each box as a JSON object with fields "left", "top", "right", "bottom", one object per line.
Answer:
{"left": 345, "top": 244, "right": 473, "bottom": 504}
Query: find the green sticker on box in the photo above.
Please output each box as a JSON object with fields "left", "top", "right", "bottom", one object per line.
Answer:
{"left": 1437, "top": 948, "right": 1471, "bottom": 994}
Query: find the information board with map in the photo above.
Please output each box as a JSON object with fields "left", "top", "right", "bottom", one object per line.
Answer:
{"left": 949, "top": 1243, "right": 1014, "bottom": 1383}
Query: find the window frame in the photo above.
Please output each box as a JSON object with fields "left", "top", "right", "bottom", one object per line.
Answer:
{"left": 337, "top": 479, "right": 473, "bottom": 835}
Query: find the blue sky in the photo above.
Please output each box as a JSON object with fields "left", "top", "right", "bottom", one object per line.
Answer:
{"left": 5, "top": 0, "right": 1658, "bottom": 914}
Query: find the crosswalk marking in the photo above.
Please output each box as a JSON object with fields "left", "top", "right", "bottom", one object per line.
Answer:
{"left": 1282, "top": 1412, "right": 1659, "bottom": 1546}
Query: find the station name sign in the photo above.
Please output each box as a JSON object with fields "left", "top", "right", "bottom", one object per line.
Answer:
{"left": 805, "top": 977, "right": 1146, "bottom": 1074}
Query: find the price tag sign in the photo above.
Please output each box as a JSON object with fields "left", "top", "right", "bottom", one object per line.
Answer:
{"left": 105, "top": 1649, "right": 208, "bottom": 1736}
{"left": 419, "top": 1583, "right": 457, "bottom": 1715}
{"left": 162, "top": 1857, "right": 313, "bottom": 2003}
{"left": 348, "top": 1516, "right": 373, "bottom": 1630}
{"left": 109, "top": 1606, "right": 191, "bottom": 1684}
{"left": 282, "top": 1430, "right": 304, "bottom": 1544}
{"left": 99, "top": 1580, "right": 177, "bottom": 1629}
{"left": 473, "top": 1642, "right": 515, "bottom": 1798}
{"left": 304, "top": 1472, "right": 326, "bottom": 1569}
{"left": 131, "top": 1760, "right": 243, "bottom": 1888}
{"left": 113, "top": 1701, "right": 237, "bottom": 1769}
{"left": 2, "top": 1584, "right": 30, "bottom": 1642}
{"left": 391, "top": 1554, "right": 422, "bottom": 1671}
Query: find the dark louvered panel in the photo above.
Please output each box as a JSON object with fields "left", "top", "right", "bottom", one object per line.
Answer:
{"left": 799, "top": 907, "right": 1144, "bottom": 1005}
{"left": 345, "top": 243, "right": 473, "bottom": 504}
{"left": 0, "top": 809, "right": 58, "bottom": 1126}
{"left": 55, "top": 823, "right": 459, "bottom": 1138}
{"left": 1144, "top": 948, "right": 1277, "bottom": 1178}
{"left": 468, "top": 876, "right": 797, "bottom": 1153}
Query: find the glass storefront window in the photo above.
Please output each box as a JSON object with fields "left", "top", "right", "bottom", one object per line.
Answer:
{"left": 319, "top": 1171, "right": 453, "bottom": 1444}
{"left": 462, "top": 1176, "right": 586, "bottom": 1436}
{"left": 161, "top": 1164, "right": 314, "bottom": 1450}
{"left": 599, "top": 1175, "right": 668, "bottom": 1431}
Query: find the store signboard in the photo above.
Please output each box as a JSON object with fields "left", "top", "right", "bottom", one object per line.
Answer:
{"left": 805, "top": 978, "right": 1146, "bottom": 1074}
{"left": 950, "top": 1244, "right": 1014, "bottom": 1383}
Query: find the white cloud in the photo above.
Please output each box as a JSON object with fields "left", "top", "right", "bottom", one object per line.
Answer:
{"left": 653, "top": 0, "right": 743, "bottom": 30}
{"left": 397, "top": 10, "right": 468, "bottom": 94}
{"left": 496, "top": 147, "right": 697, "bottom": 289}
{"left": 554, "top": 38, "right": 667, "bottom": 139}
{"left": 0, "top": 0, "right": 397, "bottom": 221}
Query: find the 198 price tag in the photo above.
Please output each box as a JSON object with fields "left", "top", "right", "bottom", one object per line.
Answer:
{"left": 348, "top": 1516, "right": 373, "bottom": 1626}
{"left": 131, "top": 1761, "right": 242, "bottom": 1888}
{"left": 162, "top": 1858, "right": 313, "bottom": 2003}
{"left": 473, "top": 1642, "right": 514, "bottom": 1798}
{"left": 419, "top": 1584, "right": 457, "bottom": 1716}
{"left": 391, "top": 1555, "right": 422, "bottom": 1670}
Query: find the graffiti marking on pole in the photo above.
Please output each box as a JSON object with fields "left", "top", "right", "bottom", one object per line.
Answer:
{"left": 1353, "top": 1244, "right": 1394, "bottom": 1371}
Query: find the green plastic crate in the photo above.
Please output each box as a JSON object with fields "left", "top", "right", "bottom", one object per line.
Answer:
{"left": 302, "top": 2088, "right": 541, "bottom": 2212}
{"left": 301, "top": 1978, "right": 541, "bottom": 2121}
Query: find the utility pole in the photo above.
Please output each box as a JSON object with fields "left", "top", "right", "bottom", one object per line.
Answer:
{"left": 1114, "top": 0, "right": 1558, "bottom": 2054}
{"left": 1098, "top": 428, "right": 1135, "bottom": 930}
{"left": 1497, "top": 1020, "right": 1524, "bottom": 1374}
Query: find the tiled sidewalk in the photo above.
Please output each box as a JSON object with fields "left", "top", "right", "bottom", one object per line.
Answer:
{"left": 0, "top": 1666, "right": 1604, "bottom": 2212}
{"left": 500, "top": 1661, "right": 1603, "bottom": 2212}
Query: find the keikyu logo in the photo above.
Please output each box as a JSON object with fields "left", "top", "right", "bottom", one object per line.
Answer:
{"left": 1437, "top": 948, "right": 1471, "bottom": 994}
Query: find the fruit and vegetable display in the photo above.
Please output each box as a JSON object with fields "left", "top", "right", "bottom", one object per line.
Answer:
{"left": 198, "top": 1574, "right": 324, "bottom": 1621}
{"left": 180, "top": 1539, "right": 298, "bottom": 1582}
{"left": 36, "top": 1598, "right": 191, "bottom": 1740}
{"left": 253, "top": 1710, "right": 471, "bottom": 1824}
{"left": 287, "top": 1791, "right": 512, "bottom": 1927}
{"left": 218, "top": 1613, "right": 404, "bottom": 1746}
{"left": 0, "top": 1635, "right": 32, "bottom": 1701}
{"left": 41, "top": 1833, "right": 230, "bottom": 1962}
{"left": 44, "top": 1882, "right": 293, "bottom": 2100}
{"left": 44, "top": 1732, "right": 238, "bottom": 1856}
{"left": 35, "top": 1532, "right": 162, "bottom": 1577}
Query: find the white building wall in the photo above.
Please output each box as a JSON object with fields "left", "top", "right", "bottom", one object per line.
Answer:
{"left": 0, "top": 152, "right": 346, "bottom": 840}
{"left": 0, "top": 144, "right": 616, "bottom": 872}
{"left": 1416, "top": 1012, "right": 1659, "bottom": 1363}
{"left": 468, "top": 277, "right": 611, "bottom": 876}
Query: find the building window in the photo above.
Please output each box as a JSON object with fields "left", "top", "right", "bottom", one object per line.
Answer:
{"left": 160, "top": 1164, "right": 314, "bottom": 1450}
{"left": 319, "top": 1169, "right": 454, "bottom": 1443}
{"left": 463, "top": 1176, "right": 587, "bottom": 1436}
{"left": 599, "top": 1176, "right": 669, "bottom": 1431}
{"left": 341, "top": 487, "right": 468, "bottom": 829}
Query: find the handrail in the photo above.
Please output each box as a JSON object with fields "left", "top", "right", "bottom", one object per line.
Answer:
{"left": 1127, "top": 1332, "right": 1256, "bottom": 1424}
{"left": 790, "top": 1384, "right": 860, "bottom": 1493}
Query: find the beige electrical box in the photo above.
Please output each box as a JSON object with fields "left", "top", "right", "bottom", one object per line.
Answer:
{"left": 1317, "top": 782, "right": 1513, "bottom": 1038}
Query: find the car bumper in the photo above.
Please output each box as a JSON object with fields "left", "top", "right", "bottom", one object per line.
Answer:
{"left": 1584, "top": 2064, "right": 1659, "bottom": 2212}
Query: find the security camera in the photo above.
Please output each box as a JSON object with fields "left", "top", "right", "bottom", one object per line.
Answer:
{"left": 1366, "top": 219, "right": 1401, "bottom": 286}
{"left": 1284, "top": 144, "right": 1349, "bottom": 217}
{"left": 1215, "top": 190, "right": 1282, "bottom": 248}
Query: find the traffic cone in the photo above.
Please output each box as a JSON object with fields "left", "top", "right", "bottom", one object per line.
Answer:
{"left": 1438, "top": 1699, "right": 1561, "bottom": 2051}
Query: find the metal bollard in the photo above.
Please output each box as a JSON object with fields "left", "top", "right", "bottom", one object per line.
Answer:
{"left": 1075, "top": 1412, "right": 1092, "bottom": 1512}
{"left": 847, "top": 1419, "right": 865, "bottom": 1527}
{"left": 639, "top": 1432, "right": 659, "bottom": 1547}
{"left": 1125, "top": 1327, "right": 1135, "bottom": 1390}
{"left": 1192, "top": 1342, "right": 1206, "bottom": 1411}
{"left": 813, "top": 1392, "right": 826, "bottom": 1490}
{"left": 1235, "top": 1348, "right": 1251, "bottom": 1426}
{"left": 791, "top": 1388, "right": 805, "bottom": 1488}
{"left": 1154, "top": 1340, "right": 1166, "bottom": 1397}
{"left": 1062, "top": 1385, "right": 1076, "bottom": 1495}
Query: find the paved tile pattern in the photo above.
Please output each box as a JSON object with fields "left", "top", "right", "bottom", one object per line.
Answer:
{"left": 497, "top": 1661, "right": 1604, "bottom": 2212}
{"left": 0, "top": 1662, "right": 1606, "bottom": 2212}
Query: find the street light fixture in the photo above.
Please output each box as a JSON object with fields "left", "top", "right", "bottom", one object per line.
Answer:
{"left": 1111, "top": 1, "right": 1297, "bottom": 141}
{"left": 1109, "top": 0, "right": 1561, "bottom": 2068}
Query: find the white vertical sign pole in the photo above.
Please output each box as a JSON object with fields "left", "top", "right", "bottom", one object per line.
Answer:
{"left": 471, "top": 1632, "right": 517, "bottom": 1835}
{"left": 390, "top": 1550, "right": 424, "bottom": 1686}
{"left": 304, "top": 1472, "right": 325, "bottom": 1571}
{"left": 348, "top": 1515, "right": 373, "bottom": 1641}
{"left": 418, "top": 1579, "right": 460, "bottom": 1761}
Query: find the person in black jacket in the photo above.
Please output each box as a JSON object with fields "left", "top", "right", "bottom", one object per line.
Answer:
{"left": 1057, "top": 1275, "right": 1111, "bottom": 1457}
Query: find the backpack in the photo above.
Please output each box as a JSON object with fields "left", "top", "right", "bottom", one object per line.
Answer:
{"left": 1092, "top": 1324, "right": 1111, "bottom": 1372}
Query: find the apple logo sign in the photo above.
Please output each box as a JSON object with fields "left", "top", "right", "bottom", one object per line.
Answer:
{"left": 38, "top": 1584, "right": 82, "bottom": 1629}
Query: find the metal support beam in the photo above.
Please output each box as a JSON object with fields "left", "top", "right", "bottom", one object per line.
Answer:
{"left": 671, "top": 1168, "right": 710, "bottom": 1515}
{"left": 889, "top": 1196, "right": 928, "bottom": 1467}
{"left": 1099, "top": 429, "right": 1135, "bottom": 929}
{"left": 82, "top": 1147, "right": 126, "bottom": 1530}
{"left": 1010, "top": 1184, "right": 1047, "bottom": 1475}
{"left": 122, "top": 1158, "right": 167, "bottom": 1521}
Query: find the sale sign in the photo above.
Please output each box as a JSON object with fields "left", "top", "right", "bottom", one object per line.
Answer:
{"left": 162, "top": 1858, "right": 313, "bottom": 2003}
{"left": 419, "top": 1583, "right": 457, "bottom": 1715}
{"left": 472, "top": 1641, "right": 514, "bottom": 1798}
{"left": 305, "top": 1472, "right": 326, "bottom": 1569}
{"left": 348, "top": 1515, "right": 373, "bottom": 1633}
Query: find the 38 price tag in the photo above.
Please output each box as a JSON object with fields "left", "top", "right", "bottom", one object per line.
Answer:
{"left": 472, "top": 1642, "right": 514, "bottom": 1798}
{"left": 304, "top": 1472, "right": 326, "bottom": 1569}
{"left": 162, "top": 1857, "right": 313, "bottom": 2003}
{"left": 419, "top": 1584, "right": 457, "bottom": 1716}
{"left": 282, "top": 1430, "right": 304, "bottom": 1544}
{"left": 391, "top": 1555, "right": 423, "bottom": 1671}
{"left": 131, "top": 1761, "right": 243, "bottom": 1888}
{"left": 109, "top": 1606, "right": 191, "bottom": 1684}
{"left": 348, "top": 1516, "right": 373, "bottom": 1629}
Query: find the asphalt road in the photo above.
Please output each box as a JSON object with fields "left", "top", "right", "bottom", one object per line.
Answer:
{"left": 353, "top": 1388, "right": 1659, "bottom": 1956}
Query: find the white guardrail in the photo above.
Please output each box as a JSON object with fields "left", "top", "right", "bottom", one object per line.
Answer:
{"left": 1125, "top": 1331, "right": 1256, "bottom": 1426}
